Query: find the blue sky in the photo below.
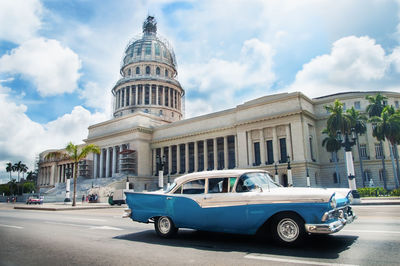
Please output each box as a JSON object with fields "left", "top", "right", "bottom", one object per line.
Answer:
{"left": 1, "top": 0, "right": 400, "bottom": 183}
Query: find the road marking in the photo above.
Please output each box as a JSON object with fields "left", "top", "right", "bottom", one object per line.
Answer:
{"left": 89, "top": 226, "right": 123, "bottom": 231}
{"left": 45, "top": 221, "right": 89, "bottom": 228}
{"left": 342, "top": 229, "right": 400, "bottom": 234}
{"left": 68, "top": 217, "right": 107, "bottom": 222}
{"left": 245, "top": 254, "right": 358, "bottom": 266}
{"left": 0, "top": 224, "right": 23, "bottom": 229}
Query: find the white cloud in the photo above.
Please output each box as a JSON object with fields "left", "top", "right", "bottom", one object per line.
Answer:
{"left": 0, "top": 38, "right": 82, "bottom": 96}
{"left": 0, "top": 0, "right": 43, "bottom": 44}
{"left": 0, "top": 85, "right": 107, "bottom": 172}
{"left": 180, "top": 38, "right": 275, "bottom": 117}
{"left": 288, "top": 36, "right": 400, "bottom": 98}
{"left": 79, "top": 81, "right": 113, "bottom": 115}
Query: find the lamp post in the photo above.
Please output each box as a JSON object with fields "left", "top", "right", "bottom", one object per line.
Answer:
{"left": 126, "top": 176, "right": 130, "bottom": 190}
{"left": 336, "top": 128, "right": 361, "bottom": 202}
{"left": 64, "top": 165, "right": 71, "bottom": 203}
{"left": 287, "top": 156, "right": 293, "bottom": 187}
{"left": 274, "top": 162, "right": 279, "bottom": 184}
{"left": 156, "top": 154, "right": 166, "bottom": 188}
{"left": 305, "top": 161, "right": 311, "bottom": 187}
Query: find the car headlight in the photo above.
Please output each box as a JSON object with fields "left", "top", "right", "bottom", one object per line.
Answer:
{"left": 330, "top": 196, "right": 337, "bottom": 209}
{"left": 347, "top": 192, "right": 354, "bottom": 204}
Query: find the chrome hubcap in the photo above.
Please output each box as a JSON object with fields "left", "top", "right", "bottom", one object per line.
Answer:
{"left": 277, "top": 218, "right": 299, "bottom": 242}
{"left": 158, "top": 217, "right": 171, "bottom": 234}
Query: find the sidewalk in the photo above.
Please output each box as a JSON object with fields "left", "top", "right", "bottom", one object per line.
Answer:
{"left": 10, "top": 202, "right": 125, "bottom": 211}
{"left": 359, "top": 197, "right": 400, "bottom": 206}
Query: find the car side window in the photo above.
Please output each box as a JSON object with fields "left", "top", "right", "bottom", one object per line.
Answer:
{"left": 182, "top": 179, "right": 205, "bottom": 194}
{"left": 208, "top": 177, "right": 236, "bottom": 193}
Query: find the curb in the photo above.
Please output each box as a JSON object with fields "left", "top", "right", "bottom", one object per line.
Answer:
{"left": 14, "top": 205, "right": 125, "bottom": 211}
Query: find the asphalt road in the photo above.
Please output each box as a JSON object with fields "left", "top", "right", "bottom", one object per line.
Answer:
{"left": 1, "top": 204, "right": 400, "bottom": 266}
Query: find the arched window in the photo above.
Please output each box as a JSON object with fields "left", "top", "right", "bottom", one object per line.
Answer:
{"left": 127, "top": 68, "right": 131, "bottom": 76}
{"left": 136, "top": 67, "right": 140, "bottom": 74}
{"left": 146, "top": 66, "right": 150, "bottom": 75}
{"left": 156, "top": 67, "right": 160, "bottom": 75}
{"left": 165, "top": 69, "right": 168, "bottom": 77}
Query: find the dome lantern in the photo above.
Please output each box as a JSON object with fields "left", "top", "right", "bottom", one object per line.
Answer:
{"left": 143, "top": 16, "right": 157, "bottom": 35}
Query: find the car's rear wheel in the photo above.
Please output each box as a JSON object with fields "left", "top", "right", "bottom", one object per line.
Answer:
{"left": 271, "top": 213, "right": 305, "bottom": 245}
{"left": 154, "top": 216, "right": 178, "bottom": 238}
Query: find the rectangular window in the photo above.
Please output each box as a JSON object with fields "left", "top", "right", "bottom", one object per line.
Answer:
{"left": 138, "top": 85, "right": 143, "bottom": 105}
{"left": 126, "top": 87, "right": 130, "bottom": 106}
{"left": 359, "top": 144, "right": 368, "bottom": 159}
{"left": 189, "top": 142, "right": 194, "bottom": 173}
{"left": 207, "top": 139, "right": 214, "bottom": 170}
{"left": 145, "top": 43, "right": 151, "bottom": 55}
{"left": 145, "top": 85, "right": 150, "bottom": 105}
{"left": 155, "top": 44, "right": 160, "bottom": 56}
{"left": 198, "top": 141, "right": 204, "bottom": 171}
{"left": 121, "top": 89, "right": 125, "bottom": 107}
{"left": 379, "top": 169, "right": 384, "bottom": 181}
{"left": 309, "top": 136, "right": 315, "bottom": 161}
{"left": 163, "top": 147, "right": 169, "bottom": 175}
{"left": 131, "top": 86, "right": 136, "bottom": 105}
{"left": 171, "top": 146, "right": 177, "bottom": 174}
{"left": 208, "top": 177, "right": 234, "bottom": 193}
{"left": 266, "top": 140, "right": 274, "bottom": 164}
{"left": 253, "top": 142, "right": 261, "bottom": 166}
{"left": 151, "top": 85, "right": 157, "bottom": 105}
{"left": 179, "top": 144, "right": 185, "bottom": 173}
{"left": 279, "top": 138, "right": 287, "bottom": 163}
{"left": 182, "top": 179, "right": 205, "bottom": 194}
{"left": 136, "top": 45, "right": 142, "bottom": 56}
{"left": 158, "top": 86, "right": 163, "bottom": 105}
{"left": 354, "top": 101, "right": 361, "bottom": 110}
{"left": 228, "top": 136, "right": 236, "bottom": 169}
{"left": 164, "top": 87, "right": 169, "bottom": 106}
{"left": 396, "top": 101, "right": 399, "bottom": 109}
{"left": 170, "top": 89, "right": 173, "bottom": 107}
{"left": 375, "top": 143, "right": 384, "bottom": 159}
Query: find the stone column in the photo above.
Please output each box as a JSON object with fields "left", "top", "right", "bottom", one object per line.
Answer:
{"left": 119, "top": 145, "right": 124, "bottom": 174}
{"left": 213, "top": 138, "right": 218, "bottom": 170}
{"left": 168, "top": 146, "right": 172, "bottom": 174}
{"left": 152, "top": 149, "right": 157, "bottom": 175}
{"left": 142, "top": 86, "right": 145, "bottom": 105}
{"left": 260, "top": 129, "right": 266, "bottom": 165}
{"left": 286, "top": 124, "right": 293, "bottom": 160}
{"left": 247, "top": 131, "right": 253, "bottom": 166}
{"left": 135, "top": 86, "right": 138, "bottom": 105}
{"left": 105, "top": 148, "right": 110, "bottom": 178}
{"left": 204, "top": 140, "right": 208, "bottom": 171}
{"left": 234, "top": 135, "right": 239, "bottom": 168}
{"left": 99, "top": 148, "right": 104, "bottom": 178}
{"left": 93, "top": 154, "right": 97, "bottom": 179}
{"left": 224, "top": 136, "right": 228, "bottom": 169}
{"left": 194, "top": 141, "right": 198, "bottom": 172}
{"left": 112, "top": 146, "right": 117, "bottom": 176}
{"left": 60, "top": 164, "right": 64, "bottom": 183}
{"left": 185, "top": 143, "right": 189, "bottom": 173}
{"left": 156, "top": 86, "right": 159, "bottom": 105}
{"left": 272, "top": 127, "right": 279, "bottom": 163}
{"left": 177, "top": 144, "right": 181, "bottom": 174}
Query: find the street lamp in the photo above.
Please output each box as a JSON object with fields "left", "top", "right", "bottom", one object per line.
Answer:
{"left": 64, "top": 165, "right": 71, "bottom": 203}
{"left": 287, "top": 156, "right": 293, "bottom": 187}
{"left": 305, "top": 161, "right": 311, "bottom": 187}
{"left": 336, "top": 128, "right": 361, "bottom": 202}
{"left": 156, "top": 154, "right": 166, "bottom": 188}
{"left": 274, "top": 162, "right": 279, "bottom": 184}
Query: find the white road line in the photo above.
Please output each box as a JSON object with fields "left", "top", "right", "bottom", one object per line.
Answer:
{"left": 245, "top": 254, "right": 358, "bottom": 266}
{"left": 342, "top": 229, "right": 400, "bottom": 234}
{"left": 0, "top": 224, "right": 23, "bottom": 229}
{"left": 89, "top": 226, "right": 123, "bottom": 231}
{"left": 45, "top": 221, "right": 123, "bottom": 231}
{"left": 45, "top": 221, "right": 88, "bottom": 228}
{"left": 67, "top": 217, "right": 107, "bottom": 222}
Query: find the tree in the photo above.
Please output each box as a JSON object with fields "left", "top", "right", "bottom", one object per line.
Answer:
{"left": 46, "top": 142, "right": 100, "bottom": 206}
{"left": 325, "top": 100, "right": 352, "bottom": 135}
{"left": 366, "top": 93, "right": 388, "bottom": 189}
{"left": 369, "top": 105, "right": 400, "bottom": 188}
{"left": 346, "top": 107, "right": 367, "bottom": 187}
{"left": 26, "top": 170, "right": 38, "bottom": 183}
{"left": 20, "top": 163, "right": 28, "bottom": 180}
{"left": 23, "top": 182, "right": 36, "bottom": 193}
{"left": 13, "top": 161, "right": 22, "bottom": 182}
{"left": 6, "top": 162, "right": 13, "bottom": 181}
{"left": 322, "top": 129, "right": 342, "bottom": 185}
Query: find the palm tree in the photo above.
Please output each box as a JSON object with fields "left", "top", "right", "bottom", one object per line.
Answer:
{"left": 366, "top": 93, "right": 388, "bottom": 189}
{"left": 20, "top": 163, "right": 28, "bottom": 180}
{"left": 369, "top": 105, "right": 400, "bottom": 188}
{"left": 46, "top": 142, "right": 100, "bottom": 206}
{"left": 6, "top": 162, "right": 13, "bottom": 181}
{"left": 322, "top": 129, "right": 342, "bottom": 185}
{"left": 13, "top": 161, "right": 22, "bottom": 182}
{"left": 325, "top": 100, "right": 352, "bottom": 135}
{"left": 346, "top": 107, "right": 367, "bottom": 187}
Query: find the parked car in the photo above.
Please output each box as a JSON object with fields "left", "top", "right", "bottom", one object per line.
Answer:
{"left": 26, "top": 195, "right": 43, "bottom": 205}
{"left": 123, "top": 170, "right": 356, "bottom": 245}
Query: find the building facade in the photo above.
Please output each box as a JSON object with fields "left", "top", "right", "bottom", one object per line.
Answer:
{"left": 38, "top": 16, "right": 400, "bottom": 192}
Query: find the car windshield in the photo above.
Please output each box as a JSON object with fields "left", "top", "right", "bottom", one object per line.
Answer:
{"left": 164, "top": 182, "right": 176, "bottom": 193}
{"left": 236, "top": 172, "right": 280, "bottom": 192}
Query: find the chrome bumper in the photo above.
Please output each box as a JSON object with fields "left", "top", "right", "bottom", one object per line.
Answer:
{"left": 305, "top": 213, "right": 357, "bottom": 234}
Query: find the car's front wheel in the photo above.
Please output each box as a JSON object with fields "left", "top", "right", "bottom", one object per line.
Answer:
{"left": 154, "top": 216, "right": 178, "bottom": 238}
{"left": 271, "top": 213, "right": 305, "bottom": 245}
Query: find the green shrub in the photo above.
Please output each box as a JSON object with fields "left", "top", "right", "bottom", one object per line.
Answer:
{"left": 390, "top": 188, "right": 400, "bottom": 196}
{"left": 357, "top": 187, "right": 388, "bottom": 197}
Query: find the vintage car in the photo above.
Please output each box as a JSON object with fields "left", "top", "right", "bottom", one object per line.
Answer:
{"left": 26, "top": 195, "right": 43, "bottom": 205}
{"left": 123, "top": 169, "right": 356, "bottom": 245}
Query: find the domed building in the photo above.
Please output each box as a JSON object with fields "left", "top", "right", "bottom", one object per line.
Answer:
{"left": 113, "top": 16, "right": 184, "bottom": 122}
{"left": 37, "top": 16, "right": 400, "bottom": 202}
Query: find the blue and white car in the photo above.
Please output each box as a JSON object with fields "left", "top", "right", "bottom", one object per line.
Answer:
{"left": 123, "top": 170, "right": 356, "bottom": 245}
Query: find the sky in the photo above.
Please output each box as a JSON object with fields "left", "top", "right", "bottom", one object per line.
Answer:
{"left": 1, "top": 0, "right": 400, "bottom": 183}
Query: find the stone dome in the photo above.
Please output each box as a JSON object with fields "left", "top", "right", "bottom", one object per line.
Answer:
{"left": 120, "top": 16, "right": 177, "bottom": 75}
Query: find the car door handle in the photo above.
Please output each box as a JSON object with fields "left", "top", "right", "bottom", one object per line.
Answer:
{"left": 166, "top": 197, "right": 172, "bottom": 200}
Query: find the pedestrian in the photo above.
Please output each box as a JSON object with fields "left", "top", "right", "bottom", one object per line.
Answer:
{"left": 86, "top": 195, "right": 89, "bottom": 203}
{"left": 82, "top": 195, "right": 85, "bottom": 204}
